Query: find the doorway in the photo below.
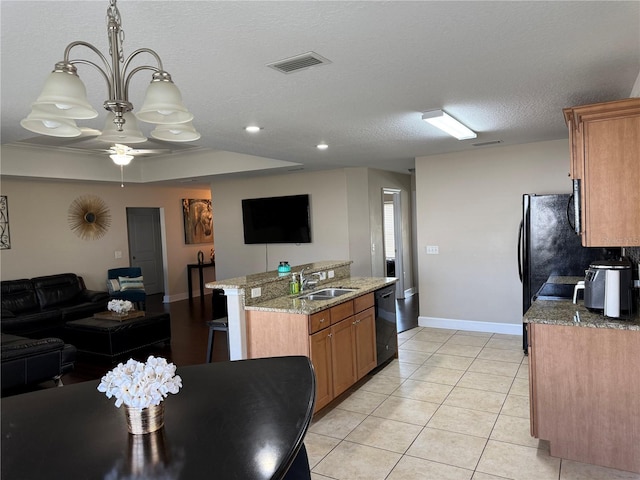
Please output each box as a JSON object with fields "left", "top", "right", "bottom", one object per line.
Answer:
{"left": 126, "top": 207, "right": 165, "bottom": 295}
{"left": 382, "top": 189, "right": 404, "bottom": 299}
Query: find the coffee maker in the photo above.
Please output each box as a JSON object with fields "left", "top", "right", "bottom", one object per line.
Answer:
{"left": 584, "top": 259, "right": 633, "bottom": 316}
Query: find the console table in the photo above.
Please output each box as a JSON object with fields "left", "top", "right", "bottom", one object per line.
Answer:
{"left": 2, "top": 356, "right": 316, "bottom": 479}
{"left": 187, "top": 262, "right": 215, "bottom": 301}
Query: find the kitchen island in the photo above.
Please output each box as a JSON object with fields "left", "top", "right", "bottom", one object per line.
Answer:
{"left": 207, "top": 261, "right": 396, "bottom": 412}
{"left": 205, "top": 261, "right": 395, "bottom": 357}
{"left": 524, "top": 298, "right": 640, "bottom": 473}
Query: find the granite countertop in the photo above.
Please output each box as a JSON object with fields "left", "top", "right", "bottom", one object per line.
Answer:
{"left": 205, "top": 260, "right": 352, "bottom": 290}
{"left": 524, "top": 299, "right": 640, "bottom": 331}
{"left": 245, "top": 276, "right": 397, "bottom": 315}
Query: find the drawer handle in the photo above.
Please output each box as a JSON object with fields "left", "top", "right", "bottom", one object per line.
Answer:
{"left": 319, "top": 318, "right": 326, "bottom": 323}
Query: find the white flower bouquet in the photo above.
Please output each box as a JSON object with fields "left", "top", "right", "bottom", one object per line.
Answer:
{"left": 108, "top": 299, "right": 134, "bottom": 315}
{"left": 97, "top": 356, "right": 183, "bottom": 408}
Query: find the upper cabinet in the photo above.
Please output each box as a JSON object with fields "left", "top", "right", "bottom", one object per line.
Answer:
{"left": 563, "top": 98, "right": 640, "bottom": 247}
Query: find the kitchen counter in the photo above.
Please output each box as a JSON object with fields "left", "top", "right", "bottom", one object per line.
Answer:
{"left": 524, "top": 299, "right": 640, "bottom": 330}
{"left": 524, "top": 274, "right": 640, "bottom": 330}
{"left": 206, "top": 260, "right": 352, "bottom": 290}
{"left": 245, "top": 276, "right": 397, "bottom": 315}
{"left": 204, "top": 260, "right": 397, "bottom": 361}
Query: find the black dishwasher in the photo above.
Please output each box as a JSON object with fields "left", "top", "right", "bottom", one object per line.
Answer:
{"left": 375, "top": 285, "right": 397, "bottom": 366}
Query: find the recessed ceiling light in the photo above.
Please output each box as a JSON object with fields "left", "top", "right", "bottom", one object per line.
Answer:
{"left": 316, "top": 143, "right": 328, "bottom": 150}
{"left": 245, "top": 126, "right": 262, "bottom": 133}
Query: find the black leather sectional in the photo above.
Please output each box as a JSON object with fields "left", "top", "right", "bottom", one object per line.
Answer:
{"left": 0, "top": 273, "right": 109, "bottom": 393}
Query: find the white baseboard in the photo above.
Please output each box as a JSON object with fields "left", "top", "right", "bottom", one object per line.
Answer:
{"left": 418, "top": 316, "right": 522, "bottom": 336}
{"left": 403, "top": 287, "right": 417, "bottom": 297}
{"left": 163, "top": 291, "right": 211, "bottom": 304}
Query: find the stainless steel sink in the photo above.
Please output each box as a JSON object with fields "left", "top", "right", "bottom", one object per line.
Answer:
{"left": 297, "top": 288, "right": 357, "bottom": 301}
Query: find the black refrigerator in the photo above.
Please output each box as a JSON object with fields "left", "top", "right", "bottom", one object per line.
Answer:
{"left": 519, "top": 193, "right": 620, "bottom": 352}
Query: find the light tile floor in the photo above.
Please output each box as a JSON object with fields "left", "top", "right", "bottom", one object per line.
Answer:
{"left": 306, "top": 327, "right": 640, "bottom": 480}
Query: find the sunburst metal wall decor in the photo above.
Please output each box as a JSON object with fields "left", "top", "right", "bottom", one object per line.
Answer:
{"left": 68, "top": 194, "right": 111, "bottom": 240}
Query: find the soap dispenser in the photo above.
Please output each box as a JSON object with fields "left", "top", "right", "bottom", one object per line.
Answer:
{"left": 290, "top": 273, "right": 299, "bottom": 294}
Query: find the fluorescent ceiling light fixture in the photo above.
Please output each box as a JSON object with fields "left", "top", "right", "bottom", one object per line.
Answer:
{"left": 245, "top": 126, "right": 262, "bottom": 133}
{"left": 421, "top": 110, "right": 477, "bottom": 140}
{"left": 316, "top": 143, "right": 328, "bottom": 150}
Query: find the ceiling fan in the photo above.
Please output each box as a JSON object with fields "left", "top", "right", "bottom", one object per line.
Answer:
{"left": 100, "top": 144, "right": 171, "bottom": 188}
{"left": 101, "top": 143, "right": 172, "bottom": 164}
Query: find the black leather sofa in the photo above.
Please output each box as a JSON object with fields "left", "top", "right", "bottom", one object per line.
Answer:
{"left": 1, "top": 273, "right": 110, "bottom": 338}
{"left": 1, "top": 334, "right": 77, "bottom": 393}
{"left": 0, "top": 273, "right": 108, "bottom": 395}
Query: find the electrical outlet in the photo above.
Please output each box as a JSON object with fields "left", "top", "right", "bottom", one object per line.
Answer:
{"left": 328, "top": 270, "right": 335, "bottom": 279}
{"left": 251, "top": 287, "right": 261, "bottom": 298}
{"left": 318, "top": 271, "right": 327, "bottom": 280}
{"left": 114, "top": 250, "right": 122, "bottom": 259}
{"left": 426, "top": 246, "right": 439, "bottom": 254}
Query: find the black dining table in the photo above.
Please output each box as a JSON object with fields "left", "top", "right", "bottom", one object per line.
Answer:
{"left": 1, "top": 356, "right": 316, "bottom": 480}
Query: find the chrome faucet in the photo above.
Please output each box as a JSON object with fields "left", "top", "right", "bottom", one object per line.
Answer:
{"left": 299, "top": 267, "right": 320, "bottom": 292}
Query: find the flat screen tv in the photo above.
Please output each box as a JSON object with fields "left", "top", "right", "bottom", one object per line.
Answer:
{"left": 242, "top": 194, "right": 311, "bottom": 244}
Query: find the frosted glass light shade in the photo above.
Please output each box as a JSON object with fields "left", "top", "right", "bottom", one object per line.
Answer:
{"left": 151, "top": 122, "right": 201, "bottom": 142}
{"left": 99, "top": 113, "right": 146, "bottom": 143}
{"left": 421, "top": 110, "right": 477, "bottom": 140}
{"left": 32, "top": 71, "right": 98, "bottom": 119}
{"left": 135, "top": 81, "right": 193, "bottom": 124}
{"left": 110, "top": 153, "right": 134, "bottom": 165}
{"left": 20, "top": 107, "right": 82, "bottom": 137}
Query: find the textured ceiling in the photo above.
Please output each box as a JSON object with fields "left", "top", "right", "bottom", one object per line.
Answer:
{"left": 1, "top": 1, "right": 639, "bottom": 182}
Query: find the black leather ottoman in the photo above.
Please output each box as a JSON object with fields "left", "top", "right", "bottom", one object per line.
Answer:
{"left": 1, "top": 334, "right": 76, "bottom": 391}
{"left": 64, "top": 312, "right": 171, "bottom": 362}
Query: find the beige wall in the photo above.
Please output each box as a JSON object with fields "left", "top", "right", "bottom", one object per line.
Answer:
{"left": 0, "top": 178, "right": 213, "bottom": 301}
{"left": 210, "top": 170, "right": 351, "bottom": 280}
{"left": 210, "top": 167, "right": 414, "bottom": 287}
{"left": 415, "top": 139, "right": 572, "bottom": 330}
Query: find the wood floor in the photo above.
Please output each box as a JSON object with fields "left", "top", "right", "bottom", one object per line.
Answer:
{"left": 8, "top": 291, "right": 419, "bottom": 393}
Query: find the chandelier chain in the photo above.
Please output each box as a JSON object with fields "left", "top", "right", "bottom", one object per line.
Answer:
{"left": 106, "top": 0, "right": 125, "bottom": 63}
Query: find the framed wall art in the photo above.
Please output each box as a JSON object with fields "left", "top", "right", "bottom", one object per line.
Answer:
{"left": 0, "top": 195, "right": 10, "bottom": 249}
{"left": 182, "top": 198, "right": 213, "bottom": 244}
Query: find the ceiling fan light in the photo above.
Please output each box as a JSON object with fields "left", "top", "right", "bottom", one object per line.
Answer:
{"left": 99, "top": 112, "right": 146, "bottom": 143}
{"left": 20, "top": 108, "right": 82, "bottom": 137}
{"left": 151, "top": 122, "right": 201, "bottom": 142}
{"left": 422, "top": 109, "right": 477, "bottom": 140}
{"left": 135, "top": 81, "right": 193, "bottom": 124}
{"left": 31, "top": 71, "right": 98, "bottom": 120}
{"left": 109, "top": 153, "right": 134, "bottom": 166}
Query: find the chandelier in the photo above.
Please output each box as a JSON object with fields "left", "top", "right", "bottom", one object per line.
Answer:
{"left": 20, "top": 0, "right": 200, "bottom": 159}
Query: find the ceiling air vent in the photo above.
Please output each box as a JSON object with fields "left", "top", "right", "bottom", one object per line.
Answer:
{"left": 267, "top": 52, "right": 331, "bottom": 74}
{"left": 472, "top": 140, "right": 502, "bottom": 147}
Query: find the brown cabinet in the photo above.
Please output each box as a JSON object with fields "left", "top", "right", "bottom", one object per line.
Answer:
{"left": 246, "top": 292, "right": 378, "bottom": 413}
{"left": 528, "top": 322, "right": 640, "bottom": 473}
{"left": 563, "top": 98, "right": 640, "bottom": 246}
{"left": 354, "top": 307, "right": 377, "bottom": 380}
{"left": 309, "top": 327, "right": 333, "bottom": 410}
{"left": 310, "top": 294, "right": 375, "bottom": 410}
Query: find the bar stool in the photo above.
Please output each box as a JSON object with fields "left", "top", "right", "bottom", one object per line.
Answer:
{"left": 205, "top": 317, "right": 228, "bottom": 363}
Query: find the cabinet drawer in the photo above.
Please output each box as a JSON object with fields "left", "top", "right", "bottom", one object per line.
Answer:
{"left": 354, "top": 293, "right": 374, "bottom": 313}
{"left": 309, "top": 310, "right": 330, "bottom": 334}
{"left": 330, "top": 301, "right": 354, "bottom": 325}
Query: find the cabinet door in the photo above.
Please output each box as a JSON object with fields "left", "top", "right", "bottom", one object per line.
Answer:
{"left": 354, "top": 307, "right": 377, "bottom": 380}
{"left": 582, "top": 113, "right": 640, "bottom": 246}
{"left": 331, "top": 318, "right": 357, "bottom": 397}
{"left": 309, "top": 329, "right": 333, "bottom": 412}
